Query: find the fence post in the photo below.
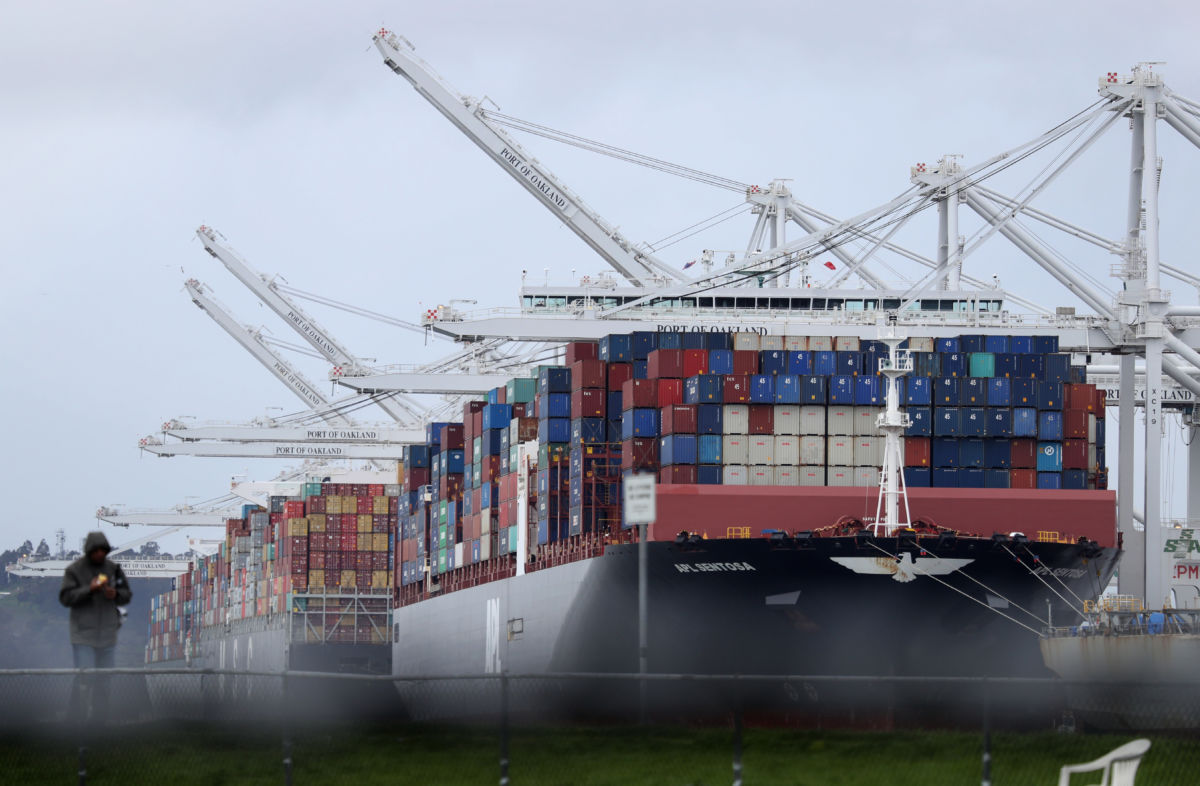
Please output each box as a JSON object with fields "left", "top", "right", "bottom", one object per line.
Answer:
{"left": 282, "top": 672, "right": 293, "bottom": 786}
{"left": 77, "top": 743, "right": 87, "bottom": 786}
{"left": 980, "top": 678, "right": 992, "bottom": 786}
{"left": 499, "top": 673, "right": 510, "bottom": 786}
{"left": 732, "top": 698, "right": 744, "bottom": 786}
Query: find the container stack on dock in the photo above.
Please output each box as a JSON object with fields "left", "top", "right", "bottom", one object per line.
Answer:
{"left": 899, "top": 334, "right": 1106, "bottom": 491}
{"left": 146, "top": 485, "right": 396, "bottom": 663}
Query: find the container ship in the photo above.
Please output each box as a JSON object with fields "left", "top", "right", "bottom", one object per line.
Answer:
{"left": 145, "top": 328, "right": 1120, "bottom": 714}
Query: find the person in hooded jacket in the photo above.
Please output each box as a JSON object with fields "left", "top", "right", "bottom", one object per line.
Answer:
{"left": 59, "top": 531, "right": 132, "bottom": 720}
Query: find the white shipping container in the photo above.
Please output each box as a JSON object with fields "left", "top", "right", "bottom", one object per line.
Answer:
{"left": 798, "top": 467, "right": 825, "bottom": 486}
{"left": 907, "top": 336, "right": 935, "bottom": 352}
{"left": 827, "top": 406, "right": 854, "bottom": 436}
{"left": 853, "top": 407, "right": 884, "bottom": 436}
{"left": 723, "top": 404, "right": 750, "bottom": 435}
{"left": 799, "top": 406, "right": 827, "bottom": 435}
{"left": 1088, "top": 414, "right": 1097, "bottom": 442}
{"left": 783, "top": 335, "right": 808, "bottom": 351}
{"left": 733, "top": 332, "right": 761, "bottom": 351}
{"left": 774, "top": 405, "right": 801, "bottom": 435}
{"left": 773, "top": 466, "right": 802, "bottom": 486}
{"left": 774, "top": 435, "right": 801, "bottom": 465}
{"left": 747, "top": 466, "right": 773, "bottom": 486}
{"left": 454, "top": 542, "right": 464, "bottom": 567}
{"left": 481, "top": 514, "right": 492, "bottom": 535}
{"left": 826, "top": 466, "right": 855, "bottom": 486}
{"left": 834, "top": 335, "right": 861, "bottom": 351}
{"left": 748, "top": 436, "right": 773, "bottom": 465}
{"left": 480, "top": 535, "right": 491, "bottom": 560}
{"left": 723, "top": 465, "right": 748, "bottom": 485}
{"left": 760, "top": 335, "right": 784, "bottom": 351}
{"left": 722, "top": 435, "right": 750, "bottom": 465}
{"left": 808, "top": 336, "right": 833, "bottom": 352}
{"left": 826, "top": 436, "right": 854, "bottom": 466}
{"left": 853, "top": 466, "right": 879, "bottom": 487}
{"left": 1088, "top": 443, "right": 1098, "bottom": 471}
{"left": 800, "top": 436, "right": 826, "bottom": 465}
{"left": 854, "top": 436, "right": 883, "bottom": 466}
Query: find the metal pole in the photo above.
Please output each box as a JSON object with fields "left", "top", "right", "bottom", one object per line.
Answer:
{"left": 638, "top": 520, "right": 649, "bottom": 724}
{"left": 499, "top": 673, "right": 510, "bottom": 786}
{"left": 1189, "top": 423, "right": 1200, "bottom": 527}
{"left": 77, "top": 745, "right": 87, "bottom": 786}
{"left": 1117, "top": 354, "right": 1143, "bottom": 597}
{"left": 945, "top": 185, "right": 961, "bottom": 290}
{"left": 1143, "top": 89, "right": 1166, "bottom": 610}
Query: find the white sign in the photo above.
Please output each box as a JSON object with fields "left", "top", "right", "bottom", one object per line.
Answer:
{"left": 623, "top": 474, "right": 657, "bottom": 524}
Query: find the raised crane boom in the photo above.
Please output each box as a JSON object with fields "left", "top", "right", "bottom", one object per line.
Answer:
{"left": 372, "top": 29, "right": 680, "bottom": 288}
{"left": 184, "top": 279, "right": 352, "bottom": 425}
{"left": 157, "top": 422, "right": 424, "bottom": 443}
{"left": 195, "top": 226, "right": 423, "bottom": 426}
{"left": 137, "top": 438, "right": 407, "bottom": 460}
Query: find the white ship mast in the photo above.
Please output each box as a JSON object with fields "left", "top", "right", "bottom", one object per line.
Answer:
{"left": 873, "top": 329, "right": 913, "bottom": 536}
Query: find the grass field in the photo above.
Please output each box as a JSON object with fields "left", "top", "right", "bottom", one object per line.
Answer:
{"left": 1, "top": 723, "right": 1196, "bottom": 785}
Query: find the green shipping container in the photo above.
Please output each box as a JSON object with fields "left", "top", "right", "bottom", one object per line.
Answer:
{"left": 506, "top": 377, "right": 537, "bottom": 404}
{"left": 507, "top": 525, "right": 519, "bottom": 554}
{"left": 539, "top": 442, "right": 569, "bottom": 466}
{"left": 438, "top": 524, "right": 448, "bottom": 549}
{"left": 509, "top": 444, "right": 520, "bottom": 466}
{"left": 437, "top": 550, "right": 448, "bottom": 574}
{"left": 969, "top": 352, "right": 995, "bottom": 378}
{"left": 438, "top": 500, "right": 448, "bottom": 525}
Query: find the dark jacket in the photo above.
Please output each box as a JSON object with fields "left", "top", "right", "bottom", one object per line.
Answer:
{"left": 59, "top": 532, "right": 132, "bottom": 648}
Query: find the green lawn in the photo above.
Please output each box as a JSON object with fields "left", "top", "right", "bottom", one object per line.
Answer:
{"left": 1, "top": 723, "right": 1196, "bottom": 785}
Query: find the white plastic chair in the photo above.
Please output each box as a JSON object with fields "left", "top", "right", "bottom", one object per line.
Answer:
{"left": 1057, "top": 739, "right": 1151, "bottom": 786}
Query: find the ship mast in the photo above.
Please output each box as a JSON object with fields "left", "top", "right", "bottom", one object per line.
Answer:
{"left": 874, "top": 329, "right": 913, "bottom": 536}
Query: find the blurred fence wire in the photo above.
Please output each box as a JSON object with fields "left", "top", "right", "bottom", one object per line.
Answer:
{"left": 0, "top": 668, "right": 1196, "bottom": 785}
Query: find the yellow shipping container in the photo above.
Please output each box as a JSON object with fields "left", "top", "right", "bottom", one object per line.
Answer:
{"left": 340, "top": 569, "right": 356, "bottom": 586}
{"left": 308, "top": 514, "right": 326, "bottom": 532}
{"left": 371, "top": 570, "right": 390, "bottom": 588}
{"left": 288, "top": 517, "right": 308, "bottom": 536}
{"left": 372, "top": 533, "right": 388, "bottom": 552}
{"left": 326, "top": 496, "right": 344, "bottom": 515}
{"left": 308, "top": 570, "right": 325, "bottom": 587}
{"left": 357, "top": 514, "right": 373, "bottom": 533}
{"left": 357, "top": 533, "right": 372, "bottom": 551}
{"left": 372, "top": 496, "right": 389, "bottom": 515}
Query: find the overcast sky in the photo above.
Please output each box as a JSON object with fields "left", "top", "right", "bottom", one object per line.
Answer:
{"left": 2, "top": 1, "right": 1198, "bottom": 555}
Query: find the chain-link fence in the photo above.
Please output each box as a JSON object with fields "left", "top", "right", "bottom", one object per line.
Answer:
{"left": 0, "top": 668, "right": 1196, "bottom": 784}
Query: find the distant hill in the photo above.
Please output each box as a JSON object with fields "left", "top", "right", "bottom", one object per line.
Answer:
{"left": 0, "top": 575, "right": 172, "bottom": 668}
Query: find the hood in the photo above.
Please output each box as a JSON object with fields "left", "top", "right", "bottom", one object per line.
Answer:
{"left": 83, "top": 531, "right": 112, "bottom": 556}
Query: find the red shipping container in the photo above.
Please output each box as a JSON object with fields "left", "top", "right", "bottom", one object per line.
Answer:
{"left": 308, "top": 532, "right": 326, "bottom": 552}
{"left": 514, "top": 416, "right": 539, "bottom": 442}
{"left": 507, "top": 499, "right": 518, "bottom": 525}
{"left": 472, "top": 411, "right": 484, "bottom": 435}
{"left": 373, "top": 514, "right": 390, "bottom": 532}
{"left": 661, "top": 404, "right": 697, "bottom": 434}
{"left": 660, "top": 465, "right": 698, "bottom": 484}
{"left": 439, "top": 423, "right": 465, "bottom": 451}
{"left": 571, "top": 388, "right": 606, "bottom": 418}
{"left": 732, "top": 350, "right": 760, "bottom": 375}
{"left": 406, "top": 467, "right": 431, "bottom": 489}
{"left": 647, "top": 349, "right": 685, "bottom": 379}
{"left": 723, "top": 375, "right": 751, "bottom": 403}
{"left": 1010, "top": 469, "right": 1037, "bottom": 489}
{"left": 657, "top": 379, "right": 684, "bottom": 408}
{"left": 622, "top": 379, "right": 659, "bottom": 409}
{"left": 566, "top": 341, "right": 599, "bottom": 365}
{"left": 621, "top": 438, "right": 659, "bottom": 470}
{"left": 369, "top": 483, "right": 385, "bottom": 497}
{"left": 373, "top": 552, "right": 388, "bottom": 571}
{"left": 283, "top": 501, "right": 305, "bottom": 519}
{"left": 492, "top": 386, "right": 507, "bottom": 404}
{"left": 482, "top": 455, "right": 502, "bottom": 483}
{"left": 1093, "top": 389, "right": 1106, "bottom": 418}
{"left": 472, "top": 487, "right": 482, "bottom": 513}
{"left": 607, "top": 363, "right": 633, "bottom": 391}
{"left": 1062, "top": 439, "right": 1088, "bottom": 470}
{"left": 463, "top": 399, "right": 486, "bottom": 420}
{"left": 1064, "top": 383, "right": 1096, "bottom": 412}
{"left": 1010, "top": 439, "right": 1038, "bottom": 469}
{"left": 571, "top": 359, "right": 607, "bottom": 390}
{"left": 747, "top": 404, "right": 774, "bottom": 435}
{"left": 463, "top": 439, "right": 473, "bottom": 466}
{"left": 511, "top": 402, "right": 530, "bottom": 418}
{"left": 341, "top": 533, "right": 358, "bottom": 551}
{"left": 355, "top": 496, "right": 372, "bottom": 515}
{"left": 1063, "top": 410, "right": 1088, "bottom": 439}
{"left": 905, "top": 437, "right": 931, "bottom": 467}
{"left": 389, "top": 497, "right": 399, "bottom": 515}
{"left": 307, "top": 496, "right": 326, "bottom": 513}
{"left": 682, "top": 349, "right": 709, "bottom": 377}
{"left": 310, "top": 551, "right": 327, "bottom": 569}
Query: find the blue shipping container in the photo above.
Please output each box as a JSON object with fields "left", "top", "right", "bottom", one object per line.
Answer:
{"left": 684, "top": 374, "right": 724, "bottom": 404}
{"left": 958, "top": 438, "right": 985, "bottom": 468}
{"left": 1033, "top": 336, "right": 1059, "bottom": 354}
{"left": 697, "top": 464, "right": 723, "bottom": 484}
{"left": 932, "top": 468, "right": 959, "bottom": 487}
{"left": 906, "top": 407, "right": 932, "bottom": 437}
{"left": 774, "top": 374, "right": 801, "bottom": 403}
{"left": 1012, "top": 378, "right": 1037, "bottom": 405}
{"left": 1062, "top": 469, "right": 1088, "bottom": 489}
{"left": 985, "top": 408, "right": 1013, "bottom": 438}
{"left": 697, "top": 404, "right": 723, "bottom": 434}
{"left": 539, "top": 367, "right": 572, "bottom": 394}
{"left": 1037, "top": 472, "right": 1062, "bottom": 490}
{"left": 1038, "top": 411, "right": 1064, "bottom": 440}
{"left": 481, "top": 403, "right": 513, "bottom": 431}
{"left": 571, "top": 418, "right": 606, "bottom": 445}
{"left": 935, "top": 407, "right": 961, "bottom": 437}
{"left": 697, "top": 434, "right": 723, "bottom": 464}
{"left": 708, "top": 349, "right": 734, "bottom": 375}
{"left": 749, "top": 375, "right": 774, "bottom": 403}
{"left": 904, "top": 467, "right": 931, "bottom": 487}
{"left": 987, "top": 378, "right": 1011, "bottom": 406}
{"left": 837, "top": 351, "right": 863, "bottom": 375}
{"left": 1010, "top": 335, "right": 1034, "bottom": 354}
{"left": 829, "top": 375, "right": 855, "bottom": 404}
{"left": 961, "top": 407, "right": 986, "bottom": 437}
{"left": 1037, "top": 381, "right": 1062, "bottom": 410}
{"left": 786, "top": 351, "right": 811, "bottom": 375}
{"left": 760, "top": 350, "right": 788, "bottom": 376}
{"left": 1013, "top": 408, "right": 1038, "bottom": 437}
{"left": 933, "top": 437, "right": 960, "bottom": 467}
{"left": 985, "top": 469, "right": 1010, "bottom": 488}
{"left": 658, "top": 332, "right": 682, "bottom": 350}
{"left": 994, "top": 353, "right": 1017, "bottom": 378}
{"left": 959, "top": 377, "right": 986, "bottom": 405}
{"left": 599, "top": 334, "right": 632, "bottom": 362}
{"left": 631, "top": 331, "right": 657, "bottom": 360}
{"left": 984, "top": 439, "right": 1011, "bottom": 468}
{"left": 1016, "top": 354, "right": 1044, "bottom": 379}
{"left": 942, "top": 352, "right": 968, "bottom": 378}
{"left": 812, "top": 351, "right": 837, "bottom": 376}
{"left": 935, "top": 338, "right": 960, "bottom": 353}
{"left": 801, "top": 375, "right": 827, "bottom": 403}
{"left": 905, "top": 377, "right": 932, "bottom": 406}
{"left": 854, "top": 376, "right": 882, "bottom": 405}
{"left": 660, "top": 434, "right": 697, "bottom": 465}
{"left": 935, "top": 377, "right": 959, "bottom": 405}
{"left": 984, "top": 335, "right": 1010, "bottom": 353}
{"left": 538, "top": 418, "right": 571, "bottom": 444}
{"left": 960, "top": 335, "right": 985, "bottom": 353}
{"left": 1037, "top": 442, "right": 1063, "bottom": 471}
{"left": 959, "top": 469, "right": 985, "bottom": 488}
{"left": 705, "top": 332, "right": 732, "bottom": 350}
{"left": 681, "top": 332, "right": 706, "bottom": 350}
{"left": 1044, "top": 354, "right": 1070, "bottom": 384}
{"left": 621, "top": 409, "right": 660, "bottom": 439}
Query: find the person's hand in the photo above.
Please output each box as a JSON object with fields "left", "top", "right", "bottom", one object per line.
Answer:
{"left": 103, "top": 586, "right": 117, "bottom": 600}
{"left": 89, "top": 577, "right": 104, "bottom": 592}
